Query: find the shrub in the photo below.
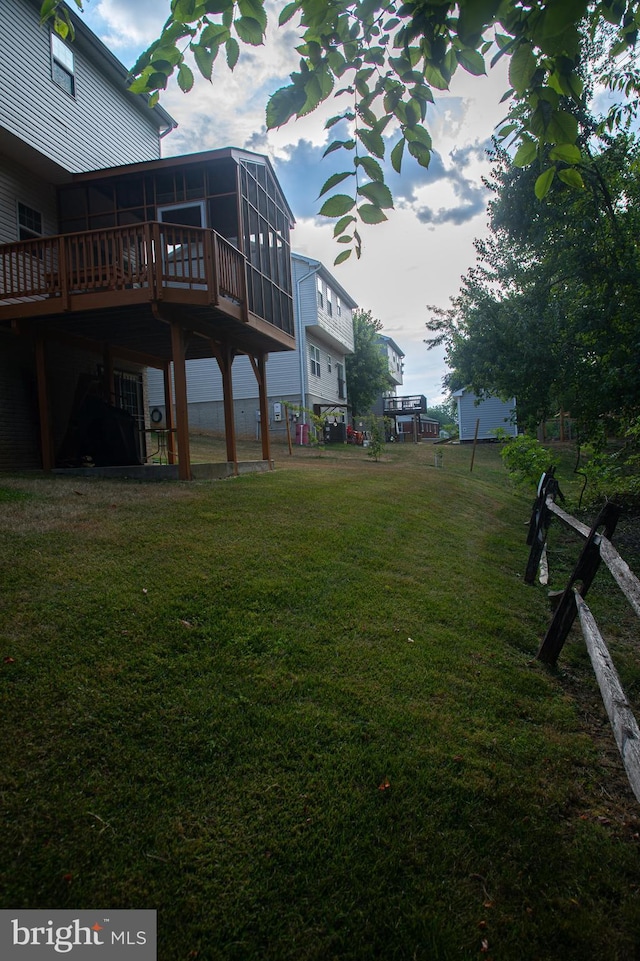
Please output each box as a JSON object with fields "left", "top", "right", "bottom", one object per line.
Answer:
{"left": 500, "top": 434, "right": 557, "bottom": 488}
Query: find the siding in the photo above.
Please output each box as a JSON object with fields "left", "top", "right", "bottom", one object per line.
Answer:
{"left": 1, "top": 0, "right": 161, "bottom": 173}
{"left": 0, "top": 156, "right": 58, "bottom": 243}
{"left": 455, "top": 390, "right": 517, "bottom": 441}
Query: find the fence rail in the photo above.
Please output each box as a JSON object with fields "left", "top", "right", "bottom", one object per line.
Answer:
{"left": 526, "top": 472, "right": 640, "bottom": 803}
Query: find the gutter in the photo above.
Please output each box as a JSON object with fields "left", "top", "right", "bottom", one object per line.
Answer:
{"left": 294, "top": 259, "right": 320, "bottom": 416}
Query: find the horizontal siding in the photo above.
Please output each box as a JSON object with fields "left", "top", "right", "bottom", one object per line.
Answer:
{"left": 1, "top": 0, "right": 160, "bottom": 173}
{"left": 457, "top": 391, "right": 517, "bottom": 441}
{"left": 0, "top": 156, "right": 58, "bottom": 243}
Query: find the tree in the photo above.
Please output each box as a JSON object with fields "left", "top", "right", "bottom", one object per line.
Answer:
{"left": 425, "top": 132, "right": 640, "bottom": 439}
{"left": 41, "top": 1, "right": 640, "bottom": 264}
{"left": 345, "top": 309, "right": 393, "bottom": 419}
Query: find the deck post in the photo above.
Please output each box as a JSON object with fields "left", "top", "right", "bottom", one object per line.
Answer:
{"left": 169, "top": 321, "right": 192, "bottom": 480}
{"left": 34, "top": 333, "right": 55, "bottom": 470}
{"left": 249, "top": 352, "right": 271, "bottom": 466}
{"left": 163, "top": 362, "right": 177, "bottom": 464}
{"left": 214, "top": 342, "right": 238, "bottom": 472}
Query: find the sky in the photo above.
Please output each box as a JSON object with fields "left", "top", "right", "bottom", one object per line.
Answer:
{"left": 78, "top": 0, "right": 513, "bottom": 405}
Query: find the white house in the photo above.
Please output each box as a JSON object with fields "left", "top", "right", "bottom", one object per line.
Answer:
{"left": 453, "top": 389, "right": 518, "bottom": 441}
{"left": 147, "top": 251, "right": 358, "bottom": 444}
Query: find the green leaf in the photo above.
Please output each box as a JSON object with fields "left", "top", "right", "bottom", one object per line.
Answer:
{"left": 226, "top": 37, "right": 239, "bottom": 70}
{"left": 457, "top": 0, "right": 501, "bottom": 46}
{"left": 192, "top": 43, "right": 215, "bottom": 80}
{"left": 508, "top": 43, "right": 537, "bottom": 95}
{"left": 534, "top": 166, "right": 556, "bottom": 200}
{"left": 238, "top": 0, "right": 267, "bottom": 31}
{"left": 319, "top": 171, "right": 355, "bottom": 197}
{"left": 279, "top": 2, "right": 300, "bottom": 26}
{"left": 356, "top": 156, "right": 384, "bottom": 182}
{"left": 358, "top": 204, "right": 388, "bottom": 224}
{"left": 334, "top": 249, "right": 352, "bottom": 266}
{"left": 357, "top": 128, "right": 385, "bottom": 158}
{"left": 319, "top": 194, "right": 356, "bottom": 218}
{"left": 390, "top": 138, "right": 405, "bottom": 173}
{"left": 456, "top": 48, "right": 486, "bottom": 77}
{"left": 323, "top": 139, "right": 356, "bottom": 157}
{"left": 266, "top": 85, "right": 306, "bottom": 129}
{"left": 234, "top": 16, "right": 264, "bottom": 46}
{"left": 406, "top": 140, "right": 431, "bottom": 166}
{"left": 177, "top": 62, "right": 195, "bottom": 92}
{"left": 546, "top": 110, "right": 579, "bottom": 144}
{"left": 333, "top": 215, "right": 356, "bottom": 237}
{"left": 539, "top": 0, "right": 589, "bottom": 40}
{"left": 513, "top": 137, "right": 537, "bottom": 167}
{"left": 358, "top": 181, "right": 393, "bottom": 208}
{"left": 557, "top": 168, "right": 584, "bottom": 189}
{"left": 549, "top": 143, "right": 582, "bottom": 164}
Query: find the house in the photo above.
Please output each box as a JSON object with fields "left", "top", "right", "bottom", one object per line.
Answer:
{"left": 453, "top": 389, "right": 517, "bottom": 441}
{"left": 370, "top": 335, "right": 405, "bottom": 424}
{"left": 383, "top": 395, "right": 439, "bottom": 441}
{"left": 0, "top": 0, "right": 296, "bottom": 479}
{"left": 147, "top": 251, "right": 357, "bottom": 445}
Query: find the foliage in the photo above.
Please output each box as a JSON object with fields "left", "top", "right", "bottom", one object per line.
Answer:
{"left": 41, "top": 0, "right": 640, "bottom": 263}
{"left": 345, "top": 308, "right": 393, "bottom": 419}
{"left": 287, "top": 402, "right": 326, "bottom": 445}
{"left": 426, "top": 402, "right": 455, "bottom": 429}
{"left": 500, "top": 433, "right": 557, "bottom": 488}
{"left": 426, "top": 133, "right": 640, "bottom": 440}
{"left": 577, "top": 415, "right": 640, "bottom": 506}
{"left": 366, "top": 415, "right": 385, "bottom": 459}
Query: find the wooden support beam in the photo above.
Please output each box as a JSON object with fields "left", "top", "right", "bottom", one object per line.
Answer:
{"left": 163, "top": 363, "right": 177, "bottom": 465}
{"left": 170, "top": 321, "right": 192, "bottom": 481}
{"left": 575, "top": 591, "right": 640, "bottom": 804}
{"left": 249, "top": 352, "right": 271, "bottom": 465}
{"left": 537, "top": 502, "right": 620, "bottom": 665}
{"left": 213, "top": 342, "right": 238, "bottom": 471}
{"left": 34, "top": 333, "right": 55, "bottom": 470}
{"left": 103, "top": 345, "right": 115, "bottom": 405}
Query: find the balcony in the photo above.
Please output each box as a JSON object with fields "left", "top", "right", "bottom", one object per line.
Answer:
{"left": 383, "top": 395, "right": 427, "bottom": 414}
{"left": 0, "top": 222, "right": 294, "bottom": 358}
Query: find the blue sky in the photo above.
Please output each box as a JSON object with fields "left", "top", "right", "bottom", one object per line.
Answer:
{"left": 78, "top": 0, "right": 511, "bottom": 403}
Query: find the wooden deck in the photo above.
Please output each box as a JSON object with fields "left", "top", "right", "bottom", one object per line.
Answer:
{"left": 0, "top": 222, "right": 294, "bottom": 357}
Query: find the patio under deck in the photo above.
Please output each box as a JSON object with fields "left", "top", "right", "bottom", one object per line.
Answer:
{"left": 0, "top": 223, "right": 295, "bottom": 478}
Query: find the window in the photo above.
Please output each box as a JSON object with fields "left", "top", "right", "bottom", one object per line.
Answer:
{"left": 17, "top": 203, "right": 43, "bottom": 241}
{"left": 336, "top": 296, "right": 342, "bottom": 316}
{"left": 309, "top": 344, "right": 321, "bottom": 377}
{"left": 317, "top": 276, "right": 323, "bottom": 308}
{"left": 327, "top": 354, "right": 332, "bottom": 373}
{"left": 326, "top": 287, "right": 333, "bottom": 315}
{"left": 51, "top": 32, "right": 75, "bottom": 96}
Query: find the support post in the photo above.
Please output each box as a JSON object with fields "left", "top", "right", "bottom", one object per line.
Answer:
{"left": 213, "top": 343, "right": 238, "bottom": 472}
{"left": 537, "top": 502, "right": 620, "bottom": 664}
{"left": 34, "top": 333, "right": 55, "bottom": 470}
{"left": 170, "top": 321, "right": 192, "bottom": 480}
{"left": 163, "top": 362, "right": 177, "bottom": 464}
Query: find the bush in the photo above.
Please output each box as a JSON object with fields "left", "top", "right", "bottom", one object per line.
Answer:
{"left": 500, "top": 434, "right": 557, "bottom": 488}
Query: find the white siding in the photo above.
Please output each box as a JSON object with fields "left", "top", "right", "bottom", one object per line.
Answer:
{"left": 1, "top": 0, "right": 161, "bottom": 173}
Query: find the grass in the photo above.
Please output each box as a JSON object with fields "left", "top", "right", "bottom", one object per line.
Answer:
{"left": 1, "top": 440, "right": 639, "bottom": 960}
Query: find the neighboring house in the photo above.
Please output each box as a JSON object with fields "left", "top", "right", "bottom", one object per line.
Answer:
{"left": 147, "top": 251, "right": 357, "bottom": 445}
{"left": 0, "top": 0, "right": 296, "bottom": 478}
{"left": 453, "top": 389, "right": 517, "bottom": 441}
{"left": 370, "top": 335, "right": 405, "bottom": 423}
{"left": 383, "top": 394, "right": 439, "bottom": 441}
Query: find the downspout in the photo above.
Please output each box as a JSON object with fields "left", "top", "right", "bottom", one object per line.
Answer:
{"left": 294, "top": 260, "right": 320, "bottom": 424}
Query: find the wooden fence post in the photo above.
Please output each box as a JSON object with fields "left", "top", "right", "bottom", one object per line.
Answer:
{"left": 536, "top": 502, "right": 620, "bottom": 665}
{"left": 525, "top": 469, "right": 560, "bottom": 584}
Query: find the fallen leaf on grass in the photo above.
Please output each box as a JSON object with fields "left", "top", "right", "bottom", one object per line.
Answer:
{"left": 378, "top": 778, "right": 391, "bottom": 791}
{"left": 3, "top": 656, "right": 15, "bottom": 664}
{"left": 179, "top": 620, "right": 193, "bottom": 628}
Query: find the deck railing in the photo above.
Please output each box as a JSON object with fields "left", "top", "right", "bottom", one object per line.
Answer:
{"left": 0, "top": 222, "right": 246, "bottom": 312}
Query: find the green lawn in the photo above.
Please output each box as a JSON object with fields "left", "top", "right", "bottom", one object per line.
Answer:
{"left": 1, "top": 441, "right": 639, "bottom": 960}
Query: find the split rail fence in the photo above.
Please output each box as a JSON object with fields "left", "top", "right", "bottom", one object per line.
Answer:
{"left": 526, "top": 469, "right": 640, "bottom": 803}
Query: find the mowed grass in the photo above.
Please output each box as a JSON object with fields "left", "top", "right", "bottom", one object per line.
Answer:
{"left": 1, "top": 441, "right": 639, "bottom": 961}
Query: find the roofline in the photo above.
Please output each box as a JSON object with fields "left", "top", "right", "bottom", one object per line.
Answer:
{"left": 292, "top": 250, "right": 358, "bottom": 308}
{"left": 70, "top": 147, "right": 296, "bottom": 226}
{"left": 379, "top": 334, "right": 405, "bottom": 357}
{"left": 47, "top": 0, "right": 177, "bottom": 134}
